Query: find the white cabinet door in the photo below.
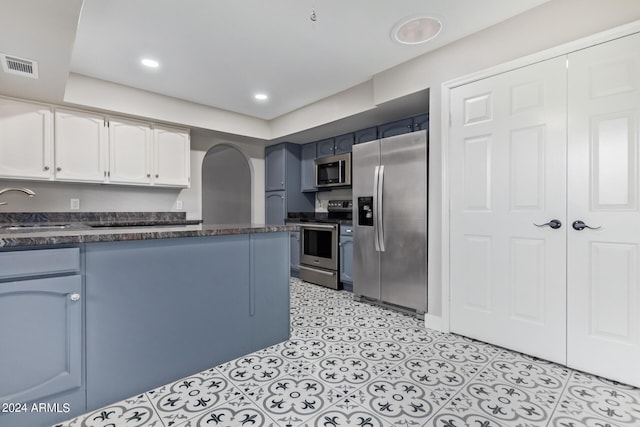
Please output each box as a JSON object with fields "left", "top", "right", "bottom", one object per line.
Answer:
{"left": 449, "top": 56, "right": 568, "bottom": 364}
{"left": 567, "top": 32, "right": 640, "bottom": 387}
{"left": 0, "top": 98, "right": 53, "bottom": 180}
{"left": 153, "top": 125, "right": 190, "bottom": 187}
{"left": 54, "top": 109, "right": 107, "bottom": 183}
{"left": 108, "top": 118, "right": 152, "bottom": 185}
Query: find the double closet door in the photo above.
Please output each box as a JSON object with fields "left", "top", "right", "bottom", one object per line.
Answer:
{"left": 449, "top": 32, "right": 640, "bottom": 387}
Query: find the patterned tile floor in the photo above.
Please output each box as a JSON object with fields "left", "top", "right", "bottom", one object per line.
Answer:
{"left": 55, "top": 278, "right": 640, "bottom": 427}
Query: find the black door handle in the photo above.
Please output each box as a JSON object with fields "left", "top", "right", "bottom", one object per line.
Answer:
{"left": 534, "top": 219, "right": 562, "bottom": 229}
{"left": 572, "top": 220, "right": 601, "bottom": 231}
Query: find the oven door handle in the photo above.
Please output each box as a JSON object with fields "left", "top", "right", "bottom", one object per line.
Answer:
{"left": 300, "top": 223, "right": 338, "bottom": 230}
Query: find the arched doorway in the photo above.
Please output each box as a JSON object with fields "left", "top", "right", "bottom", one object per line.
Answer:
{"left": 202, "top": 144, "right": 251, "bottom": 224}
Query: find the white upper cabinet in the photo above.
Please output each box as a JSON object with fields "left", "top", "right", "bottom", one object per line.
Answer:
{"left": 0, "top": 98, "right": 53, "bottom": 180}
{"left": 153, "top": 125, "right": 190, "bottom": 187}
{"left": 54, "top": 108, "right": 108, "bottom": 183}
{"left": 0, "top": 98, "right": 191, "bottom": 188}
{"left": 108, "top": 117, "right": 152, "bottom": 185}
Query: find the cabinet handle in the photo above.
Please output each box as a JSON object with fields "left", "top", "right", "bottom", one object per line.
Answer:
{"left": 147, "top": 173, "right": 151, "bottom": 178}
{"left": 156, "top": 174, "right": 159, "bottom": 178}
{"left": 107, "top": 171, "right": 110, "bottom": 177}
{"left": 56, "top": 167, "right": 62, "bottom": 172}
{"left": 43, "top": 166, "right": 49, "bottom": 171}
{"left": 70, "top": 293, "right": 80, "bottom": 302}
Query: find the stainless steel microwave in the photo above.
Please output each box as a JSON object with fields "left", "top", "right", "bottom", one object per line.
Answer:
{"left": 315, "top": 152, "right": 351, "bottom": 188}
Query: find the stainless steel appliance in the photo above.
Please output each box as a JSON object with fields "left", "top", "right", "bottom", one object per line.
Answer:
{"left": 352, "top": 130, "right": 428, "bottom": 313}
{"left": 298, "top": 200, "right": 352, "bottom": 289}
{"left": 315, "top": 153, "right": 351, "bottom": 188}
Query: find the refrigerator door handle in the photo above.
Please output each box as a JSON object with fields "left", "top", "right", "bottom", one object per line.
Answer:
{"left": 373, "top": 165, "right": 380, "bottom": 252}
{"left": 378, "top": 165, "right": 385, "bottom": 252}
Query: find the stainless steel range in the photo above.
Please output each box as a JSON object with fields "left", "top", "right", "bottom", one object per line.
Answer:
{"left": 298, "top": 200, "right": 352, "bottom": 290}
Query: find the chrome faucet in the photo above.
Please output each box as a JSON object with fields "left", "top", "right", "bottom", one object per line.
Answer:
{"left": 0, "top": 187, "right": 36, "bottom": 206}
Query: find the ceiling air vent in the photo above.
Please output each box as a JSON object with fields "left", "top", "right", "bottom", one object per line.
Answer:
{"left": 0, "top": 53, "right": 39, "bottom": 79}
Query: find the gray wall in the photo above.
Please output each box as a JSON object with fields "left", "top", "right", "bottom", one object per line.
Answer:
{"left": 202, "top": 145, "right": 251, "bottom": 224}
{"left": 0, "top": 179, "right": 181, "bottom": 212}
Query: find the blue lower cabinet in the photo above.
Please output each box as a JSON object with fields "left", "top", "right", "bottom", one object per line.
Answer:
{"left": 250, "top": 232, "right": 290, "bottom": 350}
{"left": 339, "top": 225, "right": 354, "bottom": 291}
{"left": 0, "top": 249, "right": 84, "bottom": 427}
{"left": 84, "top": 233, "right": 289, "bottom": 412}
{"left": 289, "top": 227, "right": 300, "bottom": 277}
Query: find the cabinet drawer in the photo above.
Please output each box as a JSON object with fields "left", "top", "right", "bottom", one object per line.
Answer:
{"left": 0, "top": 247, "right": 80, "bottom": 279}
{"left": 340, "top": 225, "right": 354, "bottom": 237}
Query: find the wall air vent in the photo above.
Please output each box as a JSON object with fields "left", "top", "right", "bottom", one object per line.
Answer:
{"left": 0, "top": 53, "right": 39, "bottom": 79}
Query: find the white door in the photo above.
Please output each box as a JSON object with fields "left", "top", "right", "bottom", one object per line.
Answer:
{"left": 54, "top": 109, "right": 107, "bottom": 183}
{"left": 0, "top": 98, "right": 53, "bottom": 180}
{"left": 449, "top": 56, "right": 568, "bottom": 364}
{"left": 567, "top": 32, "right": 640, "bottom": 386}
{"left": 109, "top": 118, "right": 152, "bottom": 185}
{"left": 153, "top": 126, "right": 190, "bottom": 187}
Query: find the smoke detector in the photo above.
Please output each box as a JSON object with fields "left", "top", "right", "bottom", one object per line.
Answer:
{"left": 0, "top": 53, "right": 39, "bottom": 79}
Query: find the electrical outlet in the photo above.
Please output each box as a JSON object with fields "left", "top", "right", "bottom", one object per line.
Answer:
{"left": 176, "top": 200, "right": 183, "bottom": 210}
{"left": 70, "top": 198, "right": 80, "bottom": 210}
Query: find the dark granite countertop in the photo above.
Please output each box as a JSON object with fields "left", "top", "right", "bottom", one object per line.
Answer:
{"left": 0, "top": 212, "right": 294, "bottom": 248}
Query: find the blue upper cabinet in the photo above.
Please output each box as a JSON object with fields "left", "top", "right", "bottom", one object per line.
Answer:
{"left": 354, "top": 127, "right": 378, "bottom": 144}
{"left": 265, "top": 142, "right": 315, "bottom": 224}
{"left": 300, "top": 142, "right": 317, "bottom": 192}
{"left": 413, "top": 113, "right": 429, "bottom": 131}
{"left": 378, "top": 118, "right": 414, "bottom": 138}
{"left": 317, "top": 134, "right": 353, "bottom": 158}
{"left": 265, "top": 144, "right": 286, "bottom": 191}
{"left": 316, "top": 138, "right": 335, "bottom": 158}
{"left": 334, "top": 133, "right": 354, "bottom": 155}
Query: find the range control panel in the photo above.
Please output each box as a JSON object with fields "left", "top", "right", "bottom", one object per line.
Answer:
{"left": 327, "top": 200, "right": 353, "bottom": 212}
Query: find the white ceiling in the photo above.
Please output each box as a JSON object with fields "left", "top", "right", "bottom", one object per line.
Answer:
{"left": 0, "top": 0, "right": 549, "bottom": 123}
{"left": 68, "top": 0, "right": 549, "bottom": 120}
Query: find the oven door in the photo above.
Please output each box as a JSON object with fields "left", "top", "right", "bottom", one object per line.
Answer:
{"left": 300, "top": 223, "right": 338, "bottom": 271}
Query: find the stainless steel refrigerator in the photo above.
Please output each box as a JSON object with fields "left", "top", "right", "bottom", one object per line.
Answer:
{"left": 352, "top": 130, "right": 427, "bottom": 313}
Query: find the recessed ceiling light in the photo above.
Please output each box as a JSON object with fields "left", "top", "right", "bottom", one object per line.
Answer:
{"left": 392, "top": 16, "right": 442, "bottom": 45}
{"left": 141, "top": 58, "right": 159, "bottom": 68}
{"left": 254, "top": 93, "right": 268, "bottom": 101}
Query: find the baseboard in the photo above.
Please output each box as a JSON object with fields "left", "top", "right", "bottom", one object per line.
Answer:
{"left": 424, "top": 313, "right": 443, "bottom": 332}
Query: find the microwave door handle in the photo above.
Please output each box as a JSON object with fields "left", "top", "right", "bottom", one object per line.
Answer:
{"left": 373, "top": 165, "right": 380, "bottom": 252}
{"left": 378, "top": 165, "right": 385, "bottom": 252}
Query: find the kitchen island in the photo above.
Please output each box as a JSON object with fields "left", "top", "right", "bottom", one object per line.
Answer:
{"left": 0, "top": 216, "right": 292, "bottom": 427}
